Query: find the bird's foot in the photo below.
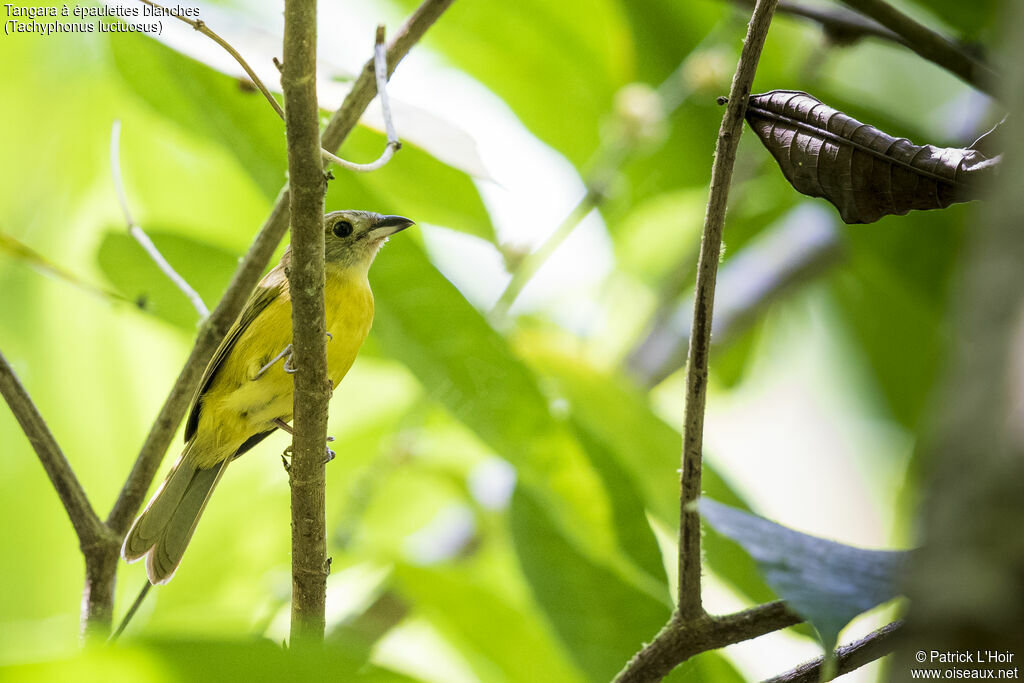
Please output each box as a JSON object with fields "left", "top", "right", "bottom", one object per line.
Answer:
{"left": 256, "top": 334, "right": 331, "bottom": 378}
{"left": 255, "top": 344, "right": 293, "bottom": 378}
{"left": 276, "top": 418, "right": 336, "bottom": 464}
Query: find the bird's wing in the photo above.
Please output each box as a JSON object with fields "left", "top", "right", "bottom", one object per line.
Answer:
{"left": 184, "top": 264, "right": 289, "bottom": 442}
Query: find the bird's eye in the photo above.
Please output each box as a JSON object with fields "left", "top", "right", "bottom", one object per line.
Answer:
{"left": 332, "top": 220, "right": 353, "bottom": 238}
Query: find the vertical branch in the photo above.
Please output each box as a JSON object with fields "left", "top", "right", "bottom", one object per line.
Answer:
{"left": 677, "top": 0, "right": 779, "bottom": 619}
{"left": 281, "top": 0, "right": 330, "bottom": 644}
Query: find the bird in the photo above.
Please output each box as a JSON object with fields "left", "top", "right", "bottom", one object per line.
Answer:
{"left": 123, "top": 210, "right": 414, "bottom": 584}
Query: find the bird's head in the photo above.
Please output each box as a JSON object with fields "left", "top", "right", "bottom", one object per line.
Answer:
{"left": 323, "top": 210, "right": 415, "bottom": 271}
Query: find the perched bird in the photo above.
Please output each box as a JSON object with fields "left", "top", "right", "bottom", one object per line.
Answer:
{"left": 123, "top": 210, "right": 414, "bottom": 584}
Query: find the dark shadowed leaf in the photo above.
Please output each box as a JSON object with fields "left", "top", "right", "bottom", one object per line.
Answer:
{"left": 518, "top": 341, "right": 779, "bottom": 605}
{"left": 511, "top": 490, "right": 676, "bottom": 681}
{"left": 700, "top": 498, "right": 908, "bottom": 650}
{"left": 745, "top": 90, "right": 998, "bottom": 224}
{"left": 509, "top": 490, "right": 748, "bottom": 682}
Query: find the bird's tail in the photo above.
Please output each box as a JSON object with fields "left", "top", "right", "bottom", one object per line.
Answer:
{"left": 122, "top": 447, "right": 231, "bottom": 584}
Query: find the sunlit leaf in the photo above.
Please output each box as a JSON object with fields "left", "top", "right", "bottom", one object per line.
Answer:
{"left": 394, "top": 564, "right": 587, "bottom": 682}
{"left": 370, "top": 238, "right": 620, "bottom": 568}
{"left": 97, "top": 230, "right": 238, "bottom": 329}
{"left": 110, "top": 32, "right": 494, "bottom": 240}
{"left": 1, "top": 638, "right": 416, "bottom": 683}
{"left": 108, "top": 32, "right": 288, "bottom": 199}
{"left": 328, "top": 127, "right": 494, "bottom": 242}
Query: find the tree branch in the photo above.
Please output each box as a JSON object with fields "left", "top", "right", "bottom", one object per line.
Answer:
{"left": 774, "top": 0, "right": 902, "bottom": 45}
{"left": 615, "top": 602, "right": 803, "bottom": 683}
{"left": 105, "top": 0, "right": 457, "bottom": 539}
{"left": 615, "top": 3, "right": 781, "bottom": 679}
{"left": 763, "top": 620, "right": 903, "bottom": 683}
{"left": 0, "top": 351, "right": 113, "bottom": 551}
{"left": 678, "top": 0, "right": 778, "bottom": 620}
{"left": 281, "top": 0, "right": 330, "bottom": 644}
{"left": 837, "top": 0, "right": 1000, "bottom": 97}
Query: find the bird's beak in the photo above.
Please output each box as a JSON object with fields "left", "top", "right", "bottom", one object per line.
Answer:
{"left": 372, "top": 215, "right": 415, "bottom": 237}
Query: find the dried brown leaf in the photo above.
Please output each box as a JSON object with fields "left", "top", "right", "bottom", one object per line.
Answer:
{"left": 745, "top": 90, "right": 1000, "bottom": 224}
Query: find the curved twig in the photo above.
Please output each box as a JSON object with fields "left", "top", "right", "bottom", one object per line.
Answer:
{"left": 111, "top": 120, "right": 210, "bottom": 319}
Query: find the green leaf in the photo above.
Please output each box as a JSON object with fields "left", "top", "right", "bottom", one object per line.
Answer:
{"left": 96, "top": 230, "right": 238, "bottom": 329}
{"left": 830, "top": 206, "right": 963, "bottom": 427}
{"left": 394, "top": 564, "right": 587, "bottom": 682}
{"left": 108, "top": 32, "right": 288, "bottom": 199}
{"left": 370, "top": 238, "right": 619, "bottom": 567}
{"left": 901, "top": 0, "right": 1000, "bottom": 39}
{"left": 518, "top": 340, "right": 777, "bottom": 604}
{"left": 570, "top": 427, "right": 668, "bottom": 590}
{"left": 1, "top": 638, "right": 415, "bottom": 683}
{"left": 510, "top": 490, "right": 669, "bottom": 681}
{"left": 110, "top": 33, "right": 494, "bottom": 240}
{"left": 699, "top": 498, "right": 907, "bottom": 650}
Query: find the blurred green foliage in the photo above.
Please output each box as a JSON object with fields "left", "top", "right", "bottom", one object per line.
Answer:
{"left": 0, "top": 0, "right": 1006, "bottom": 680}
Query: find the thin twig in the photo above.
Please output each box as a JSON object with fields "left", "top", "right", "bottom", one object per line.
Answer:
{"left": 106, "top": 0, "right": 457, "bottom": 539}
{"left": 763, "top": 620, "right": 904, "bottom": 683}
{"left": 111, "top": 121, "right": 210, "bottom": 320}
{"left": 678, "top": 0, "right": 779, "bottom": 620}
{"left": 837, "top": 0, "right": 1000, "bottom": 97}
{"left": 615, "top": 5, "right": 782, "bottom": 677}
{"left": 108, "top": 581, "right": 152, "bottom": 643}
{"left": 136, "top": 0, "right": 285, "bottom": 119}
{"left": 281, "top": 0, "right": 330, "bottom": 643}
{"left": 138, "top": 0, "right": 399, "bottom": 173}
{"left": 319, "top": 25, "right": 401, "bottom": 173}
{"left": 491, "top": 188, "right": 602, "bottom": 319}
{"left": 0, "top": 351, "right": 114, "bottom": 551}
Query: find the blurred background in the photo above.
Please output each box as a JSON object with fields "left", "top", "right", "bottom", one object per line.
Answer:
{"left": 0, "top": 0, "right": 1008, "bottom": 680}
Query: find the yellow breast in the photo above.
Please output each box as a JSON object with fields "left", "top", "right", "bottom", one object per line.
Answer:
{"left": 188, "top": 267, "right": 374, "bottom": 468}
